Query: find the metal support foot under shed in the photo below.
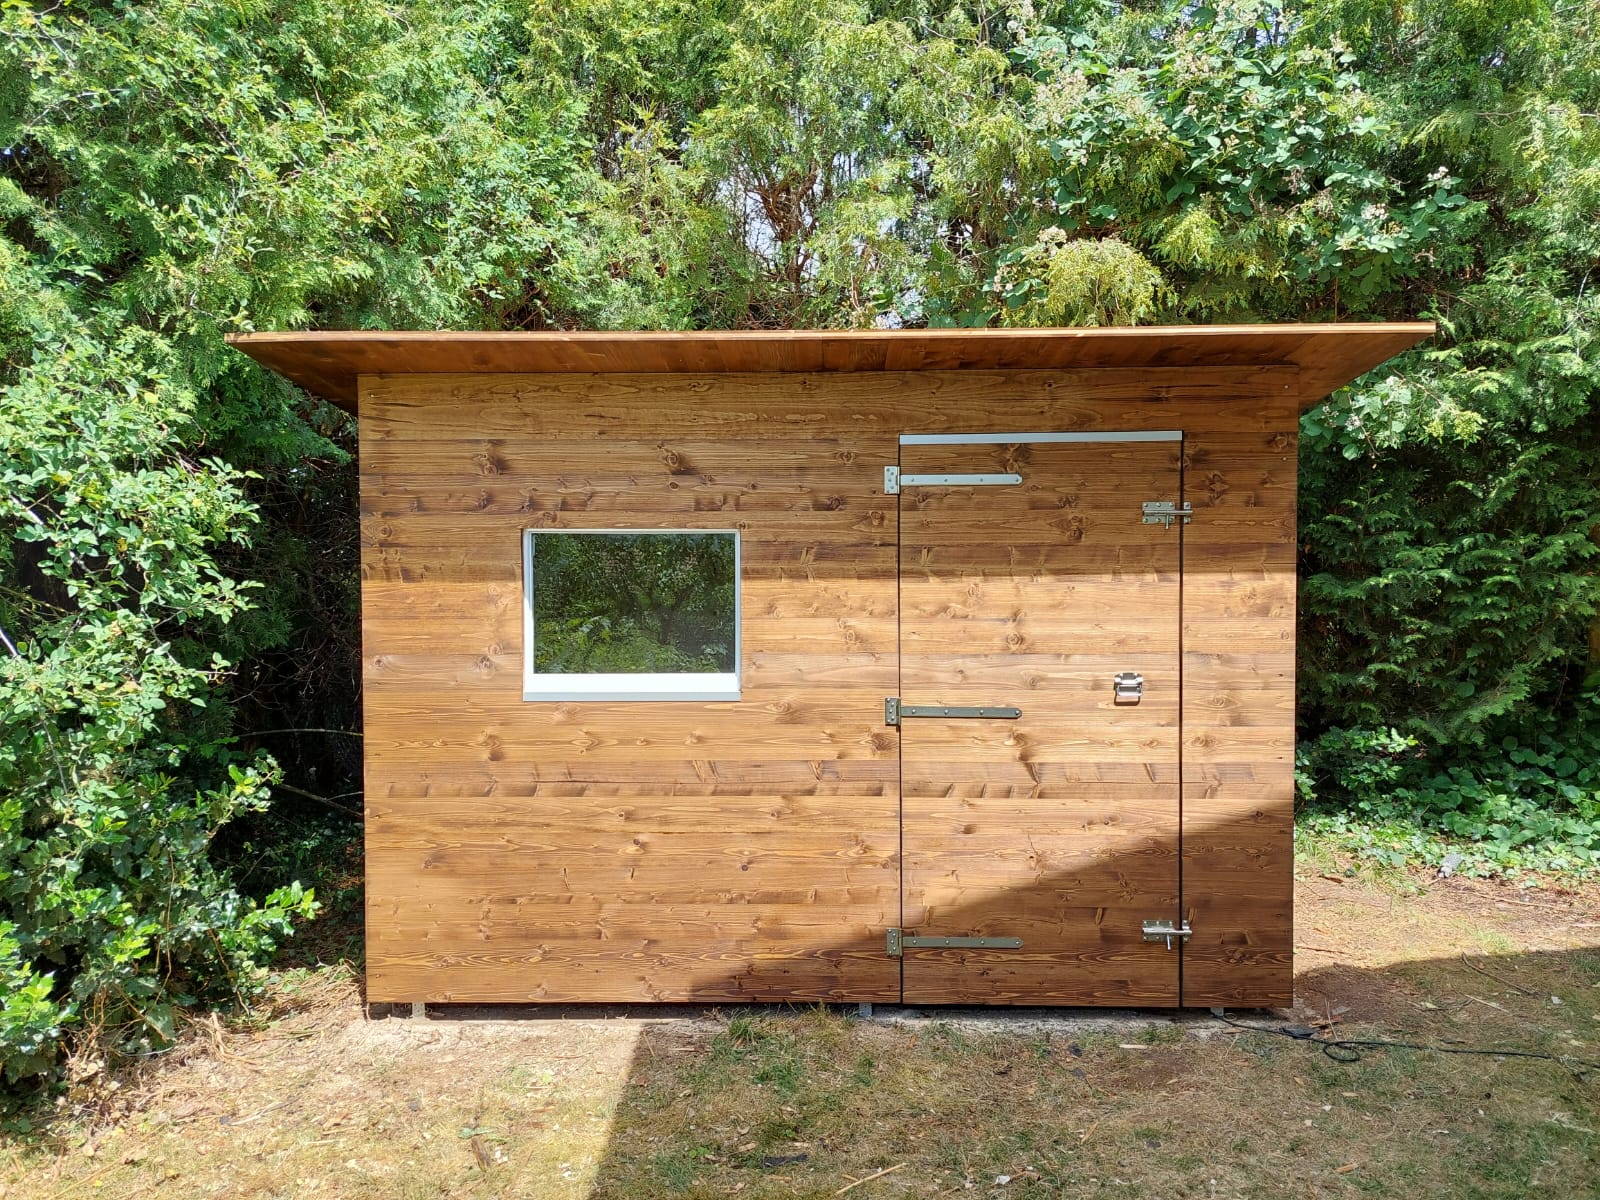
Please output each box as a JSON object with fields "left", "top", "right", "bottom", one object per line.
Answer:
{"left": 228, "top": 323, "right": 1433, "bottom": 1009}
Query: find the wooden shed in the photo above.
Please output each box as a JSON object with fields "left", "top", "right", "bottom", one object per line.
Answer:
{"left": 229, "top": 324, "right": 1432, "bottom": 1009}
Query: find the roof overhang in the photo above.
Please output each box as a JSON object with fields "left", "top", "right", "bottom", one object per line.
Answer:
{"left": 225, "top": 324, "right": 1435, "bottom": 414}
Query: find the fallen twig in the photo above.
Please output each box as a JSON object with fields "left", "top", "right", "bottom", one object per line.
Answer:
{"left": 205, "top": 1012, "right": 266, "bottom": 1070}
{"left": 220, "top": 1100, "right": 287, "bottom": 1127}
{"left": 1460, "top": 953, "right": 1537, "bottom": 997}
{"left": 1504, "top": 897, "right": 1572, "bottom": 911}
{"left": 836, "top": 1163, "right": 907, "bottom": 1194}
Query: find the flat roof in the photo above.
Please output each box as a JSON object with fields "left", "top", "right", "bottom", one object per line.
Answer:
{"left": 226, "top": 324, "right": 1435, "bottom": 412}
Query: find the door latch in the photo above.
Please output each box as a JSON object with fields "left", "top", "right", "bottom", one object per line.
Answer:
{"left": 1142, "top": 500, "right": 1192, "bottom": 529}
{"left": 1113, "top": 672, "right": 1144, "bottom": 704}
{"left": 1142, "top": 919, "right": 1193, "bottom": 951}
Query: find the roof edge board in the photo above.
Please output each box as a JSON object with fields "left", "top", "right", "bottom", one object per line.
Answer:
{"left": 225, "top": 323, "right": 1435, "bottom": 413}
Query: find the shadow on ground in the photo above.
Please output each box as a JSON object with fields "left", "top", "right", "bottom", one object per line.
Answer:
{"left": 2, "top": 876, "right": 1596, "bottom": 1200}
{"left": 569, "top": 942, "right": 1600, "bottom": 1200}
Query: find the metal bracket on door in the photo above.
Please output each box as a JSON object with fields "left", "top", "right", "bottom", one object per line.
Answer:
{"left": 885, "top": 697, "right": 1022, "bottom": 725}
{"left": 887, "top": 928, "right": 1024, "bottom": 958}
{"left": 884, "top": 465, "right": 1022, "bottom": 495}
{"left": 1141, "top": 500, "right": 1192, "bottom": 529}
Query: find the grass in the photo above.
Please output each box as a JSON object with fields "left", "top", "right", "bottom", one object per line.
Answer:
{"left": 588, "top": 987, "right": 1599, "bottom": 1200}
{"left": 1, "top": 863, "right": 1596, "bottom": 1199}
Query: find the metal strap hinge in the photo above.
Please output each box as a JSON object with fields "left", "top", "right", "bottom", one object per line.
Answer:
{"left": 887, "top": 928, "right": 1024, "bottom": 958}
{"left": 1142, "top": 919, "right": 1194, "bottom": 951}
{"left": 1142, "top": 500, "right": 1192, "bottom": 529}
{"left": 885, "top": 465, "right": 1023, "bottom": 494}
{"left": 885, "top": 697, "right": 1021, "bottom": 725}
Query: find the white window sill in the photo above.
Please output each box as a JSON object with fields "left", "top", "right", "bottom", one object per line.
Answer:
{"left": 522, "top": 672, "right": 741, "bottom": 703}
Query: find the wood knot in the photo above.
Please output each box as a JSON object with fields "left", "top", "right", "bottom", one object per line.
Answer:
{"left": 473, "top": 444, "right": 509, "bottom": 475}
{"left": 1061, "top": 516, "right": 1086, "bottom": 542}
{"left": 657, "top": 443, "right": 695, "bottom": 474}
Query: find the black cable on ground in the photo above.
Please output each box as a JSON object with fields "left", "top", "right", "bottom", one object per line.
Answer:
{"left": 1211, "top": 1011, "right": 1600, "bottom": 1078}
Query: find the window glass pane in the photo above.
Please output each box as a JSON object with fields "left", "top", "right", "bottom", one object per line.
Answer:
{"left": 530, "top": 532, "right": 737, "bottom": 675}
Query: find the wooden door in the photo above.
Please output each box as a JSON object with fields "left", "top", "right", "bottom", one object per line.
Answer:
{"left": 897, "top": 435, "right": 1184, "bottom": 1005}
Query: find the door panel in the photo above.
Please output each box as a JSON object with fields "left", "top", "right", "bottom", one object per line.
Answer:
{"left": 897, "top": 438, "right": 1184, "bottom": 1005}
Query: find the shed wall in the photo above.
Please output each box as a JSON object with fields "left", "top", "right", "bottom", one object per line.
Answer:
{"left": 357, "top": 368, "right": 1298, "bottom": 1006}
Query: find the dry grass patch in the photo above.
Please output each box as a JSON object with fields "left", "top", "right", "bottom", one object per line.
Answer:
{"left": 0, "top": 969, "right": 648, "bottom": 1199}
{"left": 0, "top": 868, "right": 1596, "bottom": 1200}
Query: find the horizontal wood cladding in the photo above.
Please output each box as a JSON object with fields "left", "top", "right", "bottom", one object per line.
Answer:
{"left": 369, "top": 952, "right": 900, "bottom": 1006}
{"left": 900, "top": 789, "right": 1183, "bottom": 1007}
{"left": 359, "top": 369, "right": 1298, "bottom": 1007}
{"left": 361, "top": 368, "right": 1300, "bottom": 438}
{"left": 377, "top": 760, "right": 903, "bottom": 788}
{"left": 1180, "top": 429, "right": 1298, "bottom": 1006}
{"left": 368, "top": 783, "right": 893, "bottom": 834}
{"left": 897, "top": 437, "right": 1183, "bottom": 1005}
{"left": 361, "top": 374, "right": 905, "bottom": 1003}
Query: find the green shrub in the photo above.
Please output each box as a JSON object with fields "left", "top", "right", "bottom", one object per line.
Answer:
{"left": 0, "top": 315, "right": 317, "bottom": 1098}
{"left": 1, "top": 0, "right": 637, "bottom": 1103}
{"left": 1299, "top": 698, "right": 1600, "bottom": 875}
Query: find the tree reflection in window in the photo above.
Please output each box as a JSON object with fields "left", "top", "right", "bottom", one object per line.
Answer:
{"left": 530, "top": 532, "right": 737, "bottom": 675}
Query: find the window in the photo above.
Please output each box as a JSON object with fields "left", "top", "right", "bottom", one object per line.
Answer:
{"left": 522, "top": 530, "right": 740, "bottom": 701}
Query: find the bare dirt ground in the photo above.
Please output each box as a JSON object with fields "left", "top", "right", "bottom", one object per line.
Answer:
{"left": 2, "top": 863, "right": 1596, "bottom": 1200}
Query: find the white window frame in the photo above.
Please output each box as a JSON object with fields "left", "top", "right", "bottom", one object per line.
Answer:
{"left": 521, "top": 529, "right": 741, "bottom": 703}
